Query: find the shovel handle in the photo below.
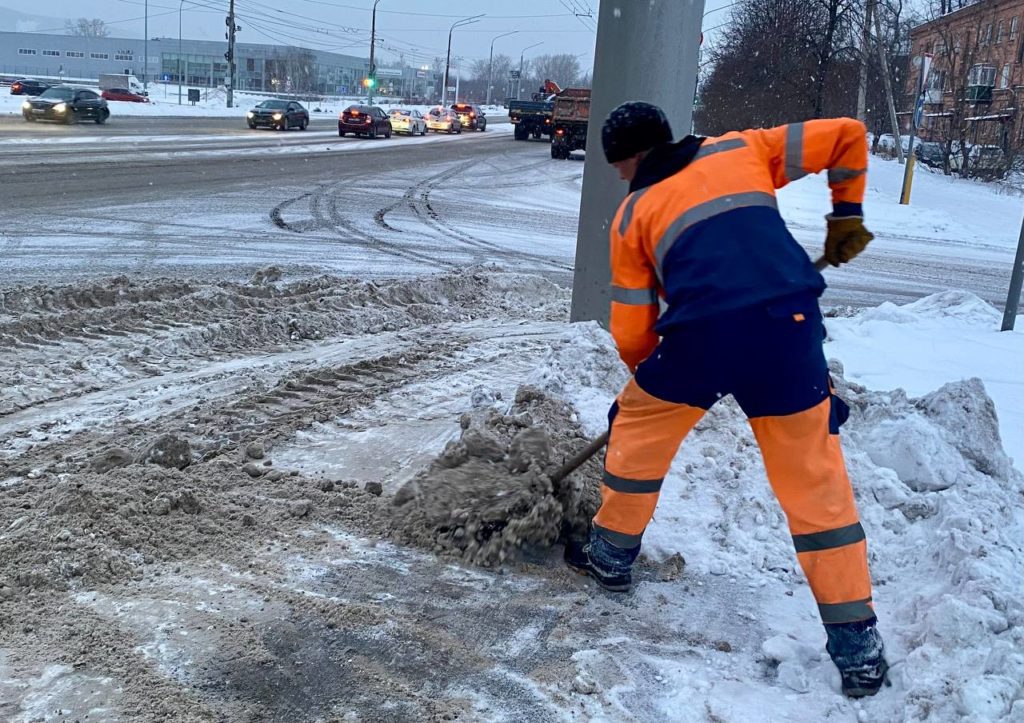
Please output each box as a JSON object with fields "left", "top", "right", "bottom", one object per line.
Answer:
{"left": 550, "top": 431, "right": 610, "bottom": 484}
{"left": 814, "top": 255, "right": 829, "bottom": 272}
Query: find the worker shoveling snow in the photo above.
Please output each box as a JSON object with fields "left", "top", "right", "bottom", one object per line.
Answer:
{"left": 389, "top": 386, "right": 602, "bottom": 567}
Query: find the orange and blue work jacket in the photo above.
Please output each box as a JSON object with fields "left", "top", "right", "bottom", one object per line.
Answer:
{"left": 609, "top": 118, "right": 869, "bottom": 370}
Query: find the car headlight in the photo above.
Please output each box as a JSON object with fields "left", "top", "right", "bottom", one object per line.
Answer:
{"left": 21, "top": 101, "right": 30, "bottom": 110}
{"left": 247, "top": 111, "right": 254, "bottom": 118}
{"left": 272, "top": 113, "right": 283, "bottom": 120}
{"left": 53, "top": 103, "right": 67, "bottom": 113}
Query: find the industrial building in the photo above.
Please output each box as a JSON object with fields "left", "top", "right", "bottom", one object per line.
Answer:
{"left": 0, "top": 30, "right": 437, "bottom": 99}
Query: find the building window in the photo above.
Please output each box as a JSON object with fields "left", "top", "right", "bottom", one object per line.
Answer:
{"left": 66, "top": 51, "right": 84, "bottom": 58}
{"left": 982, "top": 22, "right": 993, "bottom": 45}
{"left": 968, "top": 64, "right": 997, "bottom": 87}
{"left": 928, "top": 69, "right": 948, "bottom": 92}
{"left": 1011, "top": 17, "right": 1019, "bottom": 40}
{"left": 1000, "top": 64, "right": 1011, "bottom": 88}
{"left": 91, "top": 52, "right": 108, "bottom": 60}
{"left": 114, "top": 54, "right": 134, "bottom": 61}
{"left": 246, "top": 58, "right": 255, "bottom": 72}
{"left": 18, "top": 48, "right": 36, "bottom": 55}
{"left": 997, "top": 20, "right": 1006, "bottom": 43}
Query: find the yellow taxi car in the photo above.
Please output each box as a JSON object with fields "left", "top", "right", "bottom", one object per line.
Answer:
{"left": 388, "top": 108, "right": 427, "bottom": 136}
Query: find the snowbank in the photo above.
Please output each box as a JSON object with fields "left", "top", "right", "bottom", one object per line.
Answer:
{"left": 532, "top": 290, "right": 1023, "bottom": 721}
{"left": 0, "top": 87, "right": 507, "bottom": 119}
{"left": 778, "top": 152, "right": 1023, "bottom": 261}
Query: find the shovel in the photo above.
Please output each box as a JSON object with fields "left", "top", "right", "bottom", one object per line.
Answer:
{"left": 551, "top": 255, "right": 831, "bottom": 482}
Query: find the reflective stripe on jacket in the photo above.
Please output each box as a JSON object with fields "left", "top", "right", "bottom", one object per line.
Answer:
{"left": 609, "top": 117, "right": 869, "bottom": 370}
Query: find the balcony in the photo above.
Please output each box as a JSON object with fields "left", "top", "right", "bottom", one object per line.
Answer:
{"left": 965, "top": 85, "right": 993, "bottom": 103}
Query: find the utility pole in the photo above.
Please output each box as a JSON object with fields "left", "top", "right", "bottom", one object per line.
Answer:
{"left": 144, "top": 0, "right": 149, "bottom": 93}
{"left": 225, "top": 0, "right": 237, "bottom": 108}
{"left": 874, "top": 1, "right": 904, "bottom": 163}
{"left": 368, "top": 0, "right": 380, "bottom": 104}
{"left": 487, "top": 31, "right": 517, "bottom": 107}
{"left": 900, "top": 54, "right": 931, "bottom": 204}
{"left": 178, "top": 0, "right": 184, "bottom": 104}
{"left": 1002, "top": 218, "right": 1024, "bottom": 331}
{"left": 570, "top": 1, "right": 705, "bottom": 324}
{"left": 856, "top": 0, "right": 871, "bottom": 121}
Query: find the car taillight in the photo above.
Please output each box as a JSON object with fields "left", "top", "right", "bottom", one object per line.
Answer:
{"left": 470, "top": 112, "right": 475, "bottom": 118}
{"left": 556, "top": 129, "right": 564, "bottom": 136}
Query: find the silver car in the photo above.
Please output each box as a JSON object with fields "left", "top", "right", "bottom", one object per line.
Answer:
{"left": 389, "top": 108, "right": 427, "bottom": 136}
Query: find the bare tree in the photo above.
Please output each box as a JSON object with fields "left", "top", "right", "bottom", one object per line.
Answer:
{"left": 65, "top": 18, "right": 110, "bottom": 37}
{"left": 696, "top": 0, "right": 842, "bottom": 132}
{"left": 528, "top": 53, "right": 583, "bottom": 89}
{"left": 285, "top": 48, "right": 317, "bottom": 94}
{"left": 809, "top": 0, "right": 861, "bottom": 117}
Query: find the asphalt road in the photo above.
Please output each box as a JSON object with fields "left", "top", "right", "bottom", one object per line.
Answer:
{"left": 0, "top": 113, "right": 339, "bottom": 137}
{"left": 0, "top": 115, "right": 1015, "bottom": 311}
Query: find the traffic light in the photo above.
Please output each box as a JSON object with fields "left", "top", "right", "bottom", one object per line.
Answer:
{"left": 362, "top": 77, "right": 375, "bottom": 88}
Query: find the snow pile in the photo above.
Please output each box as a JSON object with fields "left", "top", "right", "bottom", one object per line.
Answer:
{"left": 389, "top": 386, "right": 602, "bottom": 567}
{"left": 533, "top": 290, "right": 1022, "bottom": 720}
{"left": 825, "top": 290, "right": 1023, "bottom": 465}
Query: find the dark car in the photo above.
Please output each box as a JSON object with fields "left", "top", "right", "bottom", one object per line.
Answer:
{"left": 22, "top": 85, "right": 109, "bottom": 124}
{"left": 338, "top": 105, "right": 392, "bottom": 138}
{"left": 10, "top": 79, "right": 51, "bottom": 96}
{"left": 914, "top": 141, "right": 946, "bottom": 170}
{"left": 247, "top": 100, "right": 309, "bottom": 131}
{"left": 102, "top": 87, "right": 149, "bottom": 103}
{"left": 450, "top": 102, "right": 486, "bottom": 131}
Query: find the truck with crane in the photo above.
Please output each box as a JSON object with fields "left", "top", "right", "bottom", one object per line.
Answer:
{"left": 508, "top": 79, "right": 561, "bottom": 141}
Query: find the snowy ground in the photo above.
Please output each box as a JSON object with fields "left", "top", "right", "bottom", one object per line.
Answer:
{"left": 0, "top": 137, "right": 1021, "bottom": 721}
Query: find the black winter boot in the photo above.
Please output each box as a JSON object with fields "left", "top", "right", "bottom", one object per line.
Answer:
{"left": 825, "top": 617, "right": 890, "bottom": 698}
{"left": 564, "top": 535, "right": 633, "bottom": 592}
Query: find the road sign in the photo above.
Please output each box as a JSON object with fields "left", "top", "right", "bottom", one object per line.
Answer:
{"left": 510, "top": 69, "right": 521, "bottom": 79}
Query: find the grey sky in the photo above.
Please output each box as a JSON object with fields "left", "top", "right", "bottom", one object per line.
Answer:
{"left": 5, "top": 0, "right": 731, "bottom": 72}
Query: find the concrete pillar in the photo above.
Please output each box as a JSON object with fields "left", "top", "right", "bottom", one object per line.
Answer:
{"left": 570, "top": 0, "right": 705, "bottom": 324}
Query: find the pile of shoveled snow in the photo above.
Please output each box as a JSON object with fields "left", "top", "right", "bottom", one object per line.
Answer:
{"left": 388, "top": 386, "right": 602, "bottom": 567}
{"left": 528, "top": 292, "right": 1023, "bottom": 721}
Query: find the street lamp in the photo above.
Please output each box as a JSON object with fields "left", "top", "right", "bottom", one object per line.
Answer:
{"left": 178, "top": 0, "right": 185, "bottom": 104}
{"left": 144, "top": 0, "right": 148, "bottom": 93}
{"left": 443, "top": 14, "right": 484, "bottom": 106}
{"left": 486, "top": 30, "right": 517, "bottom": 107}
{"left": 517, "top": 41, "right": 543, "bottom": 100}
{"left": 368, "top": 0, "right": 381, "bottom": 104}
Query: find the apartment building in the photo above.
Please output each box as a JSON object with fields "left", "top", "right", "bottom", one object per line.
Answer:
{"left": 907, "top": 0, "right": 1024, "bottom": 154}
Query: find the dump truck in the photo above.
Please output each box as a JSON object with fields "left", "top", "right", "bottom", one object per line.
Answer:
{"left": 550, "top": 87, "right": 591, "bottom": 159}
